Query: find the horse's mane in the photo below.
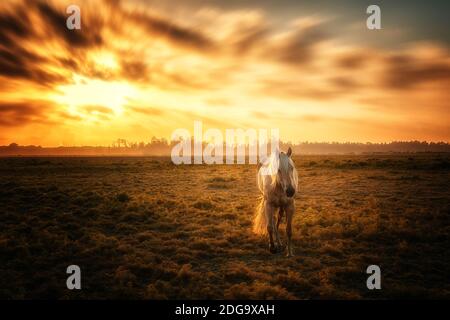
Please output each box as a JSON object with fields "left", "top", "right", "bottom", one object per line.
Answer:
{"left": 257, "top": 152, "right": 277, "bottom": 193}
{"left": 257, "top": 150, "right": 298, "bottom": 195}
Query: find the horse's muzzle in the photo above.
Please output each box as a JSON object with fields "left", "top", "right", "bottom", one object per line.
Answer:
{"left": 286, "top": 186, "right": 295, "bottom": 198}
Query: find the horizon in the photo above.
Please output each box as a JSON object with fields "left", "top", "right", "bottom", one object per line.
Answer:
{"left": 3, "top": 139, "right": 450, "bottom": 148}
{"left": 2, "top": 139, "right": 450, "bottom": 158}
{"left": 0, "top": 0, "right": 449, "bottom": 145}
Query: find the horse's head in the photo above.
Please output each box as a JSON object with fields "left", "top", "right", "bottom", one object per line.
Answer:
{"left": 277, "top": 147, "right": 297, "bottom": 198}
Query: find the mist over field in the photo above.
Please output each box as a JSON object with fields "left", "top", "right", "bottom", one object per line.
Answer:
{"left": 1, "top": 154, "right": 449, "bottom": 299}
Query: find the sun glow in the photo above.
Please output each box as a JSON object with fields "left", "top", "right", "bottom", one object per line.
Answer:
{"left": 52, "top": 75, "right": 137, "bottom": 120}
{"left": 91, "top": 51, "right": 119, "bottom": 71}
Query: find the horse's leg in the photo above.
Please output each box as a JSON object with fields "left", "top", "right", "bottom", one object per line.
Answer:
{"left": 285, "top": 202, "right": 295, "bottom": 257}
{"left": 275, "top": 208, "right": 284, "bottom": 248}
{"left": 265, "top": 202, "right": 276, "bottom": 253}
{"left": 277, "top": 208, "right": 284, "bottom": 230}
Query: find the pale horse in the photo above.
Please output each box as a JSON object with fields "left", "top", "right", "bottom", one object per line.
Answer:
{"left": 253, "top": 147, "right": 298, "bottom": 256}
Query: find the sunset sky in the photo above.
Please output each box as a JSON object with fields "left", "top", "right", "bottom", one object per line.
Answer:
{"left": 0, "top": 0, "right": 449, "bottom": 146}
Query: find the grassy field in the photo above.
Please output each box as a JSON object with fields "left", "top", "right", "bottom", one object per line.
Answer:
{"left": 0, "top": 154, "right": 449, "bottom": 299}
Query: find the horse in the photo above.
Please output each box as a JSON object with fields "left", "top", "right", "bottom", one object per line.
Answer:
{"left": 253, "top": 147, "right": 298, "bottom": 256}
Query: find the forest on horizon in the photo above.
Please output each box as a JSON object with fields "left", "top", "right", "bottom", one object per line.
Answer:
{"left": 1, "top": 140, "right": 449, "bottom": 156}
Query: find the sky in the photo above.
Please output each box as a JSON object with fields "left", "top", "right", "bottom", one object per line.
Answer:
{"left": 0, "top": 0, "right": 449, "bottom": 146}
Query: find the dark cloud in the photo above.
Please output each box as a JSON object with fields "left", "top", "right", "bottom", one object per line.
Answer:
{"left": 143, "top": 64, "right": 221, "bottom": 91}
{"left": 265, "top": 23, "right": 328, "bottom": 66}
{"left": 227, "top": 19, "right": 269, "bottom": 54}
{"left": 328, "top": 76, "right": 360, "bottom": 90}
{"left": 0, "top": 46, "right": 66, "bottom": 85}
{"left": 233, "top": 28, "right": 268, "bottom": 54}
{"left": 34, "top": 1, "right": 103, "bottom": 48}
{"left": 120, "top": 59, "right": 149, "bottom": 82}
{"left": 258, "top": 78, "right": 354, "bottom": 101}
{"left": 0, "top": 48, "right": 29, "bottom": 78}
{"left": 126, "top": 11, "right": 215, "bottom": 51}
{"left": 334, "top": 51, "right": 370, "bottom": 70}
{"left": 119, "top": 55, "right": 215, "bottom": 89}
{"left": 57, "top": 57, "right": 79, "bottom": 71}
{"left": 0, "top": 6, "right": 34, "bottom": 46}
{"left": 0, "top": 101, "right": 50, "bottom": 127}
{"left": 0, "top": 3, "right": 39, "bottom": 81}
{"left": 383, "top": 54, "right": 450, "bottom": 89}
{"left": 0, "top": 1, "right": 83, "bottom": 86}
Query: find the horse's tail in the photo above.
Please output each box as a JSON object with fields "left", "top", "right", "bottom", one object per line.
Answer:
{"left": 253, "top": 196, "right": 267, "bottom": 235}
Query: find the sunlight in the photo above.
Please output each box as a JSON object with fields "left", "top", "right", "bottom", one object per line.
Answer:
{"left": 52, "top": 75, "right": 136, "bottom": 120}
{"left": 91, "top": 51, "right": 119, "bottom": 71}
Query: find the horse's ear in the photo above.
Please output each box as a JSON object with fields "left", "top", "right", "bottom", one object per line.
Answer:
{"left": 287, "top": 147, "right": 292, "bottom": 157}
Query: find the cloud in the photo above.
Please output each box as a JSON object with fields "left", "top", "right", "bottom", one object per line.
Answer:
{"left": 82, "top": 105, "right": 114, "bottom": 114}
{"left": 229, "top": 21, "right": 268, "bottom": 54}
{"left": 257, "top": 78, "right": 356, "bottom": 101}
{"left": 0, "top": 1, "right": 73, "bottom": 86}
{"left": 123, "top": 7, "right": 215, "bottom": 51}
{"left": 334, "top": 50, "right": 372, "bottom": 70}
{"left": 0, "top": 5, "right": 34, "bottom": 46}
{"left": 35, "top": 1, "right": 103, "bottom": 48}
{"left": 120, "top": 59, "right": 149, "bottom": 82}
{"left": 262, "top": 19, "right": 329, "bottom": 66}
{"left": 0, "top": 101, "right": 50, "bottom": 127}
{"left": 0, "top": 45, "right": 66, "bottom": 85}
{"left": 382, "top": 52, "right": 450, "bottom": 89}
{"left": 127, "top": 105, "right": 165, "bottom": 116}
{"left": 0, "top": 1, "right": 329, "bottom": 93}
{"left": 193, "top": 8, "right": 269, "bottom": 54}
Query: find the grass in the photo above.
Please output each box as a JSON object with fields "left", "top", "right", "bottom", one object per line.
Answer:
{"left": 0, "top": 154, "right": 449, "bottom": 299}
